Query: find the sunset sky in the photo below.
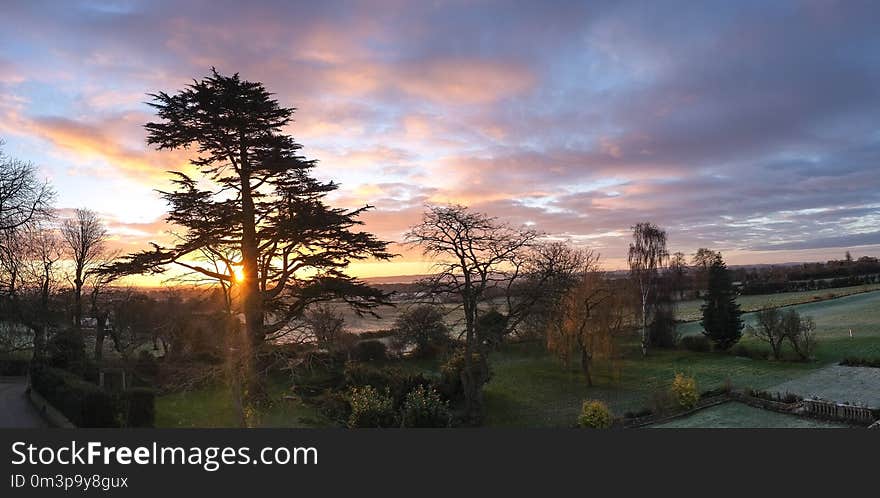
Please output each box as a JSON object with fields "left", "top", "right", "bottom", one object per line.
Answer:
{"left": 1, "top": 0, "right": 879, "bottom": 283}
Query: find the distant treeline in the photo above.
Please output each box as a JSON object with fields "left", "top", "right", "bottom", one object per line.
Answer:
{"left": 731, "top": 255, "right": 880, "bottom": 295}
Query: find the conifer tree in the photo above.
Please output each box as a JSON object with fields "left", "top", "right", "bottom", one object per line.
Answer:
{"left": 700, "top": 254, "right": 743, "bottom": 350}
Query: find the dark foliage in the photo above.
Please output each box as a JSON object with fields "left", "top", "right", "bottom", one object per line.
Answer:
{"left": 701, "top": 256, "right": 743, "bottom": 350}
{"left": 46, "top": 330, "right": 87, "bottom": 375}
{"left": 352, "top": 340, "right": 387, "bottom": 362}
{"left": 679, "top": 335, "right": 711, "bottom": 352}
{"left": 840, "top": 357, "right": 880, "bottom": 368}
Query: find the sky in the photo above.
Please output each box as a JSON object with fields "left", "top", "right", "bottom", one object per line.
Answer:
{"left": 1, "top": 0, "right": 879, "bottom": 283}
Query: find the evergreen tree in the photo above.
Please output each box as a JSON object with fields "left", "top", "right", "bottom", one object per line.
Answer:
{"left": 700, "top": 254, "right": 743, "bottom": 350}
{"left": 102, "top": 70, "right": 393, "bottom": 406}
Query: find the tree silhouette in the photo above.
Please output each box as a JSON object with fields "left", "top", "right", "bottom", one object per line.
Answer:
{"left": 101, "top": 70, "right": 392, "bottom": 404}
{"left": 60, "top": 208, "right": 109, "bottom": 331}
{"left": 700, "top": 254, "right": 743, "bottom": 350}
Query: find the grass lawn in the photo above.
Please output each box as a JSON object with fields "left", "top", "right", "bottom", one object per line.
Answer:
{"left": 770, "top": 365, "right": 880, "bottom": 407}
{"left": 675, "top": 283, "right": 880, "bottom": 322}
{"left": 156, "top": 376, "right": 330, "bottom": 428}
{"left": 483, "top": 289, "right": 880, "bottom": 427}
{"left": 651, "top": 401, "right": 847, "bottom": 428}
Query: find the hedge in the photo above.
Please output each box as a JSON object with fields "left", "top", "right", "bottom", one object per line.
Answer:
{"left": 0, "top": 357, "right": 30, "bottom": 376}
{"left": 30, "top": 366, "right": 155, "bottom": 428}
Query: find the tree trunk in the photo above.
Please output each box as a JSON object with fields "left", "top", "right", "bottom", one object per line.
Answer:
{"left": 95, "top": 330, "right": 105, "bottom": 362}
{"left": 73, "top": 271, "right": 83, "bottom": 330}
{"left": 238, "top": 165, "right": 266, "bottom": 407}
{"left": 640, "top": 295, "right": 648, "bottom": 357}
{"left": 581, "top": 347, "right": 592, "bottom": 387}
{"left": 461, "top": 295, "right": 478, "bottom": 421}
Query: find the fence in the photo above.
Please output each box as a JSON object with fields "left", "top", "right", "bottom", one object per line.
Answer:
{"left": 802, "top": 398, "right": 875, "bottom": 424}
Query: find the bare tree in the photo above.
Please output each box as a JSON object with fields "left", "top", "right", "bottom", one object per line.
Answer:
{"left": 691, "top": 247, "right": 719, "bottom": 294}
{"left": 0, "top": 140, "right": 53, "bottom": 232}
{"left": 406, "top": 204, "right": 539, "bottom": 418}
{"left": 628, "top": 222, "right": 668, "bottom": 357}
{"left": 61, "top": 208, "right": 109, "bottom": 330}
{"left": 19, "top": 221, "right": 64, "bottom": 360}
{"left": 548, "top": 268, "right": 630, "bottom": 386}
{"left": 748, "top": 307, "right": 785, "bottom": 360}
{"left": 517, "top": 242, "right": 594, "bottom": 341}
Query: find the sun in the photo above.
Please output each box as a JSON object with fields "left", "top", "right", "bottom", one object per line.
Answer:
{"left": 232, "top": 265, "right": 245, "bottom": 283}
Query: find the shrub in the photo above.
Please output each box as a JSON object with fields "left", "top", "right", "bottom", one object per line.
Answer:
{"left": 134, "top": 351, "right": 160, "bottom": 379}
{"left": 700, "top": 379, "right": 732, "bottom": 399}
{"left": 670, "top": 373, "right": 698, "bottom": 410}
{"left": 577, "top": 400, "right": 613, "bottom": 428}
{"left": 679, "top": 335, "right": 710, "bottom": 352}
{"left": 438, "top": 349, "right": 491, "bottom": 403}
{"left": 30, "top": 366, "right": 121, "bottom": 427}
{"left": 313, "top": 390, "right": 351, "bottom": 424}
{"left": 0, "top": 357, "right": 30, "bottom": 376}
{"left": 732, "top": 344, "right": 764, "bottom": 360}
{"left": 391, "top": 305, "right": 450, "bottom": 357}
{"left": 343, "top": 362, "right": 432, "bottom": 407}
{"left": 347, "top": 385, "right": 396, "bottom": 428}
{"left": 649, "top": 307, "right": 679, "bottom": 348}
{"left": 46, "top": 330, "right": 87, "bottom": 375}
{"left": 476, "top": 310, "right": 509, "bottom": 350}
{"left": 401, "top": 385, "right": 451, "bottom": 427}
{"left": 352, "top": 340, "right": 387, "bottom": 363}
{"left": 746, "top": 389, "right": 802, "bottom": 404}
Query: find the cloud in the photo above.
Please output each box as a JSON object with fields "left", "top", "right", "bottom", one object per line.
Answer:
{"left": 2, "top": 0, "right": 880, "bottom": 272}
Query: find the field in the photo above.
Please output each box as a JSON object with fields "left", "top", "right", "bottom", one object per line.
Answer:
{"left": 675, "top": 283, "right": 880, "bottom": 322}
{"left": 156, "top": 289, "right": 880, "bottom": 428}
{"left": 770, "top": 365, "right": 880, "bottom": 407}
{"left": 155, "top": 377, "right": 328, "bottom": 428}
{"left": 483, "top": 289, "right": 880, "bottom": 427}
{"left": 652, "top": 402, "right": 847, "bottom": 428}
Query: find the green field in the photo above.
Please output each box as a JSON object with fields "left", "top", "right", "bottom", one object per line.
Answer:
{"left": 675, "top": 283, "right": 880, "bottom": 322}
{"left": 156, "top": 377, "right": 328, "bottom": 428}
{"left": 157, "top": 289, "right": 880, "bottom": 428}
{"left": 652, "top": 402, "right": 846, "bottom": 428}
{"left": 484, "top": 289, "right": 880, "bottom": 427}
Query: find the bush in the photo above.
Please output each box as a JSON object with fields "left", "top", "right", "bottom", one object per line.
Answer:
{"left": 134, "top": 351, "right": 160, "bottom": 379}
{"left": 313, "top": 390, "right": 351, "bottom": 424}
{"left": 401, "top": 385, "right": 451, "bottom": 428}
{"left": 46, "top": 330, "right": 87, "bottom": 375}
{"left": 732, "top": 344, "right": 765, "bottom": 359}
{"left": 438, "top": 349, "right": 491, "bottom": 403}
{"left": 746, "top": 389, "right": 802, "bottom": 404}
{"left": 352, "top": 340, "right": 387, "bottom": 363}
{"left": 347, "top": 385, "right": 396, "bottom": 428}
{"left": 0, "top": 357, "right": 30, "bottom": 376}
{"left": 700, "top": 379, "right": 732, "bottom": 399}
{"left": 391, "top": 305, "right": 450, "bottom": 357}
{"left": 670, "top": 373, "right": 698, "bottom": 410}
{"left": 30, "top": 366, "right": 121, "bottom": 427}
{"left": 343, "top": 362, "right": 432, "bottom": 407}
{"left": 679, "top": 335, "right": 710, "bottom": 352}
{"left": 649, "top": 307, "right": 679, "bottom": 348}
{"left": 577, "top": 400, "right": 613, "bottom": 428}
{"left": 476, "top": 310, "right": 509, "bottom": 350}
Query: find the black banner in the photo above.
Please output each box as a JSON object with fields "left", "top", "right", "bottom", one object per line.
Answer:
{"left": 1, "top": 428, "right": 875, "bottom": 496}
